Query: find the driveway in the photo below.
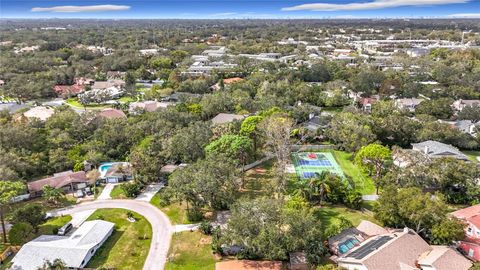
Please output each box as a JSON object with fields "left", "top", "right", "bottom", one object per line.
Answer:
{"left": 135, "top": 184, "right": 163, "bottom": 202}
{"left": 97, "top": 183, "right": 118, "bottom": 200}
{"left": 55, "top": 200, "right": 172, "bottom": 270}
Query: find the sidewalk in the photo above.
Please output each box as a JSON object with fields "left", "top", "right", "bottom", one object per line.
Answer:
{"left": 173, "top": 223, "right": 199, "bottom": 233}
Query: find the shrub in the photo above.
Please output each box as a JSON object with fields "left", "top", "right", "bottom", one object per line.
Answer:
{"left": 186, "top": 207, "right": 203, "bottom": 222}
{"left": 199, "top": 221, "right": 213, "bottom": 235}
{"left": 121, "top": 182, "right": 143, "bottom": 198}
{"left": 8, "top": 222, "right": 34, "bottom": 245}
{"left": 344, "top": 191, "right": 363, "bottom": 210}
{"left": 11, "top": 204, "right": 45, "bottom": 230}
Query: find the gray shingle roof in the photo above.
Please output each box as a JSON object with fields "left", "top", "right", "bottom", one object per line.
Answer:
{"left": 411, "top": 140, "right": 469, "bottom": 161}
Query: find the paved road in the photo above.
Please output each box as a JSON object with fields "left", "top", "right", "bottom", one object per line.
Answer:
{"left": 56, "top": 200, "right": 172, "bottom": 270}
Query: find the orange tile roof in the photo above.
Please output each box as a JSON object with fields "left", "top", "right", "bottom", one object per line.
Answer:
{"left": 223, "top": 77, "right": 243, "bottom": 84}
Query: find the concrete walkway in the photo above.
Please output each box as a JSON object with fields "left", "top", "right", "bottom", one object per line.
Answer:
{"left": 173, "top": 223, "right": 200, "bottom": 233}
{"left": 97, "top": 183, "right": 118, "bottom": 200}
{"left": 55, "top": 200, "right": 172, "bottom": 270}
{"left": 135, "top": 184, "right": 164, "bottom": 202}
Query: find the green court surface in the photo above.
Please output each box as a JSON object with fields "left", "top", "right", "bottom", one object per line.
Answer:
{"left": 291, "top": 152, "right": 345, "bottom": 179}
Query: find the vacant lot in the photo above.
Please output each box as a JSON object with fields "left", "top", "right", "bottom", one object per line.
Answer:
{"left": 86, "top": 209, "right": 152, "bottom": 270}
{"left": 166, "top": 231, "right": 216, "bottom": 270}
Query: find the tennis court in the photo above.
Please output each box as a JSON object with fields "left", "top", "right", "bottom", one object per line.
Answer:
{"left": 291, "top": 152, "right": 345, "bottom": 179}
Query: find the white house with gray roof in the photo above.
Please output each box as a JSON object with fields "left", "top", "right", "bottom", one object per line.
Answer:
{"left": 411, "top": 140, "right": 469, "bottom": 161}
{"left": 11, "top": 220, "right": 114, "bottom": 270}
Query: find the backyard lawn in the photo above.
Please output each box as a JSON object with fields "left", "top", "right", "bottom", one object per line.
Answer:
{"left": 239, "top": 159, "right": 275, "bottom": 200}
{"left": 86, "top": 209, "right": 152, "bottom": 270}
{"left": 166, "top": 231, "right": 216, "bottom": 270}
{"left": 315, "top": 205, "right": 380, "bottom": 235}
{"left": 331, "top": 151, "right": 376, "bottom": 195}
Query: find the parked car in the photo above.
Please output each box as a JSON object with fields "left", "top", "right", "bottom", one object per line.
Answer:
{"left": 85, "top": 187, "right": 93, "bottom": 196}
{"left": 75, "top": 189, "right": 85, "bottom": 198}
{"left": 58, "top": 222, "right": 73, "bottom": 236}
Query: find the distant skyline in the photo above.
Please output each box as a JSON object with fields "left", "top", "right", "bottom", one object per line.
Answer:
{"left": 1, "top": 0, "right": 480, "bottom": 19}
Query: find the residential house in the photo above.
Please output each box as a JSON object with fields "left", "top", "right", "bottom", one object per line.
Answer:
{"left": 22, "top": 106, "right": 55, "bottom": 121}
{"left": 328, "top": 227, "right": 367, "bottom": 256}
{"left": 103, "top": 162, "right": 133, "bottom": 183}
{"left": 98, "top": 108, "right": 127, "bottom": 119}
{"left": 356, "top": 220, "right": 388, "bottom": 237}
{"left": 451, "top": 204, "right": 480, "bottom": 261}
{"left": 395, "top": 98, "right": 424, "bottom": 112}
{"left": 12, "top": 220, "right": 114, "bottom": 269}
{"left": 303, "top": 115, "right": 330, "bottom": 133}
{"left": 53, "top": 84, "right": 85, "bottom": 98}
{"left": 211, "top": 113, "right": 246, "bottom": 125}
{"left": 210, "top": 77, "right": 244, "bottom": 91}
{"left": 27, "top": 170, "right": 89, "bottom": 197}
{"left": 411, "top": 140, "right": 469, "bottom": 161}
{"left": 129, "top": 100, "right": 174, "bottom": 114}
{"left": 453, "top": 120, "right": 479, "bottom": 136}
{"left": 331, "top": 221, "right": 472, "bottom": 270}
{"left": 417, "top": 246, "right": 472, "bottom": 270}
{"left": 453, "top": 99, "right": 480, "bottom": 112}
{"left": 92, "top": 79, "right": 125, "bottom": 95}
{"left": 359, "top": 97, "right": 377, "bottom": 112}
{"left": 337, "top": 228, "right": 431, "bottom": 270}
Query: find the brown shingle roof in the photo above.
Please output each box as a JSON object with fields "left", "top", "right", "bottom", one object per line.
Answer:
{"left": 338, "top": 229, "right": 431, "bottom": 270}
{"left": 418, "top": 246, "right": 472, "bottom": 270}
{"left": 356, "top": 220, "right": 388, "bottom": 237}
{"left": 27, "top": 171, "right": 88, "bottom": 192}
{"left": 98, "top": 108, "right": 127, "bottom": 119}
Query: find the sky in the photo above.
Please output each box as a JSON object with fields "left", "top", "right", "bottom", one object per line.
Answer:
{"left": 1, "top": 0, "right": 480, "bottom": 19}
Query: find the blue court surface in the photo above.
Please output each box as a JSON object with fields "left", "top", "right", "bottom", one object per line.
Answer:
{"left": 291, "top": 152, "right": 344, "bottom": 179}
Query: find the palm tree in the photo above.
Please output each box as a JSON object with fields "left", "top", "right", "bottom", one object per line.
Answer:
{"left": 37, "top": 259, "right": 67, "bottom": 270}
{"left": 309, "top": 172, "right": 331, "bottom": 205}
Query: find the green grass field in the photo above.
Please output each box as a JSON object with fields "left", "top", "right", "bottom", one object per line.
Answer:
{"left": 38, "top": 215, "right": 72, "bottom": 235}
{"left": 86, "top": 209, "right": 152, "bottom": 270}
{"left": 166, "top": 231, "right": 216, "bottom": 270}
{"left": 462, "top": 151, "right": 480, "bottom": 162}
{"left": 315, "top": 205, "right": 380, "bottom": 235}
{"left": 151, "top": 193, "right": 191, "bottom": 225}
{"left": 110, "top": 185, "right": 128, "bottom": 199}
{"left": 331, "top": 151, "right": 376, "bottom": 195}
{"left": 65, "top": 98, "right": 109, "bottom": 110}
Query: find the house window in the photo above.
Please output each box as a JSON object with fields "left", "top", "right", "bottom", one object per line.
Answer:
{"left": 469, "top": 249, "right": 474, "bottom": 258}
{"left": 467, "top": 227, "right": 473, "bottom": 235}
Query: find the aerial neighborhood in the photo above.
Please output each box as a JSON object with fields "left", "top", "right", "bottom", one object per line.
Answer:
{"left": 0, "top": 15, "right": 479, "bottom": 270}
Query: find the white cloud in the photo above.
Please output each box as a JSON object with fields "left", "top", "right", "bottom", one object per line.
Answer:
{"left": 31, "top": 5, "right": 130, "bottom": 13}
{"left": 447, "top": 13, "right": 480, "bottom": 18}
{"left": 282, "top": 0, "right": 470, "bottom": 11}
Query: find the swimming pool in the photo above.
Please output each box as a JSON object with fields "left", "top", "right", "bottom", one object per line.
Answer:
{"left": 99, "top": 162, "right": 115, "bottom": 178}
